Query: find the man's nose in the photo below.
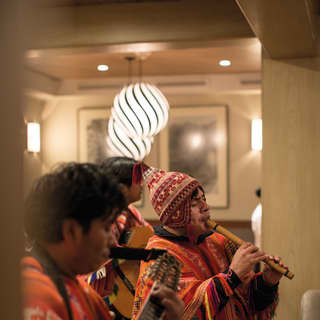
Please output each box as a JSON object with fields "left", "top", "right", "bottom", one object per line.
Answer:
{"left": 201, "top": 200, "right": 209, "bottom": 211}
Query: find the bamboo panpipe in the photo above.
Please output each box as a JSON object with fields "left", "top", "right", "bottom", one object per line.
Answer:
{"left": 207, "top": 219, "right": 294, "bottom": 280}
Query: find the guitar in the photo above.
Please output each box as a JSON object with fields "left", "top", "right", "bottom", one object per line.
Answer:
{"left": 112, "top": 226, "right": 154, "bottom": 319}
{"left": 136, "top": 252, "right": 181, "bottom": 320}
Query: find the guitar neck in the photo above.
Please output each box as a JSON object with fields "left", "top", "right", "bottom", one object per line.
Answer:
{"left": 136, "top": 253, "right": 181, "bottom": 320}
{"left": 137, "top": 282, "right": 165, "bottom": 320}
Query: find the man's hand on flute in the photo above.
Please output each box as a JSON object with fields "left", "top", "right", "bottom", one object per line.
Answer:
{"left": 262, "top": 255, "right": 288, "bottom": 285}
{"left": 229, "top": 242, "right": 267, "bottom": 279}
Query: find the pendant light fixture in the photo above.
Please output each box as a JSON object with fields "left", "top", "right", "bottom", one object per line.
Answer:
{"left": 107, "top": 55, "right": 169, "bottom": 160}
{"left": 107, "top": 115, "right": 153, "bottom": 161}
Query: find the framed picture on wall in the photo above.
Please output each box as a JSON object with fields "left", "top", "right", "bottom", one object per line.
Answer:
{"left": 77, "top": 107, "right": 144, "bottom": 207}
{"left": 78, "top": 107, "right": 111, "bottom": 164}
{"left": 159, "top": 105, "right": 228, "bottom": 208}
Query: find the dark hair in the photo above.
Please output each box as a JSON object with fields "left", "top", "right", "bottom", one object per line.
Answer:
{"left": 100, "top": 157, "right": 137, "bottom": 187}
{"left": 24, "top": 162, "right": 125, "bottom": 243}
{"left": 191, "top": 185, "right": 205, "bottom": 200}
{"left": 256, "top": 188, "right": 261, "bottom": 198}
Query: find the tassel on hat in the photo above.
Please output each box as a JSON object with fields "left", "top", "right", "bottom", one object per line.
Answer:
{"left": 132, "top": 162, "right": 155, "bottom": 185}
{"left": 132, "top": 162, "right": 143, "bottom": 185}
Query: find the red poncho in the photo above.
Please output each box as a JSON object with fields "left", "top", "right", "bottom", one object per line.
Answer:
{"left": 132, "top": 230, "right": 278, "bottom": 320}
{"left": 22, "top": 256, "right": 113, "bottom": 320}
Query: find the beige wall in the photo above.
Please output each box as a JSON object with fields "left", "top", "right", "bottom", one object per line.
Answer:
{"left": 29, "top": 91, "right": 262, "bottom": 223}
{"left": 263, "top": 57, "right": 320, "bottom": 319}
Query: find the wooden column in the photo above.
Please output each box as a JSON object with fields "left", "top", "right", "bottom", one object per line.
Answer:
{"left": 0, "top": 1, "right": 25, "bottom": 319}
{"left": 263, "top": 57, "right": 320, "bottom": 319}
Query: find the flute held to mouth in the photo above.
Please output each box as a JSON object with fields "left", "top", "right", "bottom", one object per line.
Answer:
{"left": 207, "top": 219, "right": 294, "bottom": 280}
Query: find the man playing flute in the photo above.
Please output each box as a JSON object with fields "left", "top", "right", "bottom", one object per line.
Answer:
{"left": 131, "top": 162, "right": 286, "bottom": 320}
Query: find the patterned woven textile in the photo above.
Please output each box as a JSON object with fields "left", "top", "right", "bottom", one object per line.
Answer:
{"left": 22, "top": 256, "right": 113, "bottom": 320}
{"left": 133, "top": 162, "right": 200, "bottom": 228}
{"left": 132, "top": 231, "right": 278, "bottom": 320}
{"left": 112, "top": 204, "right": 152, "bottom": 243}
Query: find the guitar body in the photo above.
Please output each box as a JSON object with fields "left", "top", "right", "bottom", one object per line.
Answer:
{"left": 112, "top": 226, "right": 154, "bottom": 319}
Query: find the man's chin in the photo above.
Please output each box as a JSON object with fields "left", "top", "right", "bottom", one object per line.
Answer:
{"left": 83, "top": 262, "right": 105, "bottom": 275}
{"left": 202, "top": 223, "right": 212, "bottom": 234}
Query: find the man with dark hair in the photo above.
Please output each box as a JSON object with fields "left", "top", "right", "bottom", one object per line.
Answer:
{"left": 87, "top": 157, "right": 153, "bottom": 318}
{"left": 22, "top": 162, "right": 183, "bottom": 320}
{"left": 23, "top": 162, "right": 125, "bottom": 320}
{"left": 99, "top": 156, "right": 152, "bottom": 244}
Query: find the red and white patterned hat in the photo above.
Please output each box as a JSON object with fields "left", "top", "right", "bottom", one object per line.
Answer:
{"left": 133, "top": 162, "right": 200, "bottom": 228}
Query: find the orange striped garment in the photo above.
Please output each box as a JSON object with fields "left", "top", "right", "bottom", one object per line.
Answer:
{"left": 132, "top": 230, "right": 278, "bottom": 320}
{"left": 22, "top": 256, "right": 113, "bottom": 320}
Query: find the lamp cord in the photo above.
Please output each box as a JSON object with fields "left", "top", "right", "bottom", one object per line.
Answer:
{"left": 125, "top": 56, "right": 135, "bottom": 86}
{"left": 139, "top": 58, "right": 143, "bottom": 83}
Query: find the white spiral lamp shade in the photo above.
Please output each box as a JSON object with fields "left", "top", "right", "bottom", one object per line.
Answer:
{"left": 112, "top": 82, "right": 169, "bottom": 139}
{"left": 107, "top": 116, "right": 153, "bottom": 161}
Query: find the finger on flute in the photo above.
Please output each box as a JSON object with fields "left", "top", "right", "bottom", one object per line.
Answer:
{"left": 206, "top": 219, "right": 294, "bottom": 280}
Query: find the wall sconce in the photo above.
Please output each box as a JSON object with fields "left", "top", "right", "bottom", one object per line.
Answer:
{"left": 251, "top": 119, "right": 262, "bottom": 151}
{"left": 27, "top": 122, "right": 40, "bottom": 153}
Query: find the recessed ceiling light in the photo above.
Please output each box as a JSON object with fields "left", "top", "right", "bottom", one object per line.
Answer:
{"left": 97, "top": 64, "right": 109, "bottom": 71}
{"left": 25, "top": 50, "right": 40, "bottom": 59}
{"left": 219, "top": 60, "right": 231, "bottom": 67}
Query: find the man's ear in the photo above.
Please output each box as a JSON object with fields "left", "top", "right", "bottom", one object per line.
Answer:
{"left": 119, "top": 183, "right": 129, "bottom": 198}
{"left": 62, "top": 219, "right": 83, "bottom": 246}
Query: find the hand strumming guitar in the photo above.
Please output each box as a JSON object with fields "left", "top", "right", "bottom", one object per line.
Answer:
{"left": 150, "top": 284, "right": 184, "bottom": 320}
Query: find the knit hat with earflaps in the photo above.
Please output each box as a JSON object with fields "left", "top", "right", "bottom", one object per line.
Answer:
{"left": 132, "top": 162, "right": 200, "bottom": 228}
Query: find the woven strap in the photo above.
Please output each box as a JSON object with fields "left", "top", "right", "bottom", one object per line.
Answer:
{"left": 31, "top": 244, "right": 74, "bottom": 320}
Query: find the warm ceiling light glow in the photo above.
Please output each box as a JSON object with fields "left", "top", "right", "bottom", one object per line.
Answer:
{"left": 97, "top": 64, "right": 109, "bottom": 71}
{"left": 25, "top": 50, "right": 40, "bottom": 59}
{"left": 27, "top": 122, "right": 40, "bottom": 153}
{"left": 251, "top": 119, "right": 262, "bottom": 151}
{"left": 219, "top": 60, "right": 231, "bottom": 67}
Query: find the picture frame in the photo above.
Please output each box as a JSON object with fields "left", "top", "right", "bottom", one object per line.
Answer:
{"left": 78, "top": 107, "right": 110, "bottom": 164}
{"left": 77, "top": 107, "right": 144, "bottom": 208}
{"left": 159, "top": 105, "right": 228, "bottom": 208}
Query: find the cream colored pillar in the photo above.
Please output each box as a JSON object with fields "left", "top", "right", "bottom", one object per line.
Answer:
{"left": 263, "top": 57, "right": 320, "bottom": 319}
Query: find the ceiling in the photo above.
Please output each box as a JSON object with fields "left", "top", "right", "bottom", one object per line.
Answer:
{"left": 25, "top": 42, "right": 261, "bottom": 80}
{"left": 25, "top": 0, "right": 262, "bottom": 81}
{"left": 24, "top": 0, "right": 319, "bottom": 82}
